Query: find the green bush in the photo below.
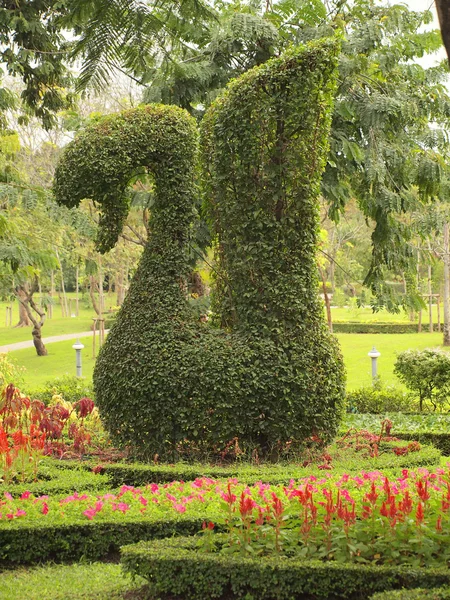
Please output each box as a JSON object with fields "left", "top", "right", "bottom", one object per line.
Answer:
{"left": 394, "top": 349, "right": 450, "bottom": 412}
{"left": 346, "top": 383, "right": 416, "bottom": 413}
{"left": 121, "top": 536, "right": 450, "bottom": 600}
{"left": 370, "top": 588, "right": 450, "bottom": 600}
{"left": 55, "top": 41, "right": 345, "bottom": 462}
{"left": 25, "top": 375, "right": 94, "bottom": 405}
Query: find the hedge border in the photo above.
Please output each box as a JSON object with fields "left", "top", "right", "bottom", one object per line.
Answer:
{"left": 395, "top": 432, "right": 450, "bottom": 456}
{"left": 51, "top": 444, "right": 443, "bottom": 487}
{"left": 0, "top": 516, "right": 203, "bottom": 566}
{"left": 121, "top": 536, "right": 450, "bottom": 600}
{"left": 333, "top": 322, "right": 440, "bottom": 334}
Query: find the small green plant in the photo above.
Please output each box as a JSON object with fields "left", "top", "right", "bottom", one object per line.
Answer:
{"left": 394, "top": 349, "right": 450, "bottom": 412}
{"left": 26, "top": 375, "right": 94, "bottom": 405}
{"left": 346, "top": 381, "right": 416, "bottom": 414}
{"left": 0, "top": 353, "right": 24, "bottom": 388}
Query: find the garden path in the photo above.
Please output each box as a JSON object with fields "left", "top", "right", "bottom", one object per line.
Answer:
{"left": 0, "top": 331, "right": 109, "bottom": 353}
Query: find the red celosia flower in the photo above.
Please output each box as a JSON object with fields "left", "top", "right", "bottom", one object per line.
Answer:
{"left": 398, "top": 491, "right": 413, "bottom": 515}
{"left": 365, "top": 482, "right": 378, "bottom": 505}
{"left": 416, "top": 502, "right": 424, "bottom": 525}
{"left": 437, "top": 516, "right": 442, "bottom": 532}
{"left": 239, "top": 492, "right": 256, "bottom": 517}
{"left": 416, "top": 480, "right": 430, "bottom": 502}
{"left": 0, "top": 428, "right": 9, "bottom": 453}
{"left": 271, "top": 493, "right": 283, "bottom": 519}
{"left": 221, "top": 483, "right": 237, "bottom": 505}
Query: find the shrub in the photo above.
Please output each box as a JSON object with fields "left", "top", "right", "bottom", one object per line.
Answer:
{"left": 346, "top": 383, "right": 416, "bottom": 414}
{"left": 121, "top": 536, "right": 450, "bottom": 600}
{"left": 54, "top": 41, "right": 345, "bottom": 461}
{"left": 394, "top": 349, "right": 450, "bottom": 412}
{"left": 25, "top": 375, "right": 94, "bottom": 405}
{"left": 0, "top": 352, "right": 24, "bottom": 387}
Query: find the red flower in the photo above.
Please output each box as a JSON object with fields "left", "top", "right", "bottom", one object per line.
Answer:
{"left": 365, "top": 482, "right": 378, "bottom": 505}
{"left": 239, "top": 492, "right": 256, "bottom": 517}
{"left": 271, "top": 493, "right": 283, "bottom": 518}
{"left": 416, "top": 480, "right": 430, "bottom": 502}
{"left": 416, "top": 502, "right": 424, "bottom": 525}
{"left": 221, "top": 482, "right": 237, "bottom": 505}
{"left": 0, "top": 428, "right": 9, "bottom": 453}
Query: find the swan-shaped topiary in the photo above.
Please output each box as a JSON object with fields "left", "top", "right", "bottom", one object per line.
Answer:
{"left": 54, "top": 39, "right": 345, "bottom": 461}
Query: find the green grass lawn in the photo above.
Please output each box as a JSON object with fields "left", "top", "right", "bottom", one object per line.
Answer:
{"left": 330, "top": 305, "right": 442, "bottom": 324}
{"left": 0, "top": 293, "right": 117, "bottom": 346}
{"left": 339, "top": 332, "right": 447, "bottom": 390}
{"left": 11, "top": 339, "right": 99, "bottom": 390}
{"left": 6, "top": 330, "right": 448, "bottom": 391}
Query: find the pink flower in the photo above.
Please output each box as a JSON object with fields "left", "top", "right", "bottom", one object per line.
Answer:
{"left": 83, "top": 508, "right": 97, "bottom": 520}
{"left": 15, "top": 509, "right": 26, "bottom": 517}
{"left": 4, "top": 492, "right": 13, "bottom": 501}
{"left": 112, "top": 502, "right": 130, "bottom": 514}
{"left": 139, "top": 496, "right": 148, "bottom": 506}
{"left": 42, "top": 503, "right": 49, "bottom": 515}
{"left": 20, "top": 491, "right": 31, "bottom": 500}
{"left": 173, "top": 503, "right": 186, "bottom": 513}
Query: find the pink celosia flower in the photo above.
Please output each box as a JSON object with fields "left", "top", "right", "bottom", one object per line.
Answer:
{"left": 20, "top": 491, "right": 31, "bottom": 500}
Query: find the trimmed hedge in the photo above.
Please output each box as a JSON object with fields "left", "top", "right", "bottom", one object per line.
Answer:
{"left": 0, "top": 516, "right": 203, "bottom": 566}
{"left": 4, "top": 462, "right": 110, "bottom": 498}
{"left": 333, "top": 322, "right": 440, "bottom": 334}
{"left": 56, "top": 443, "right": 443, "bottom": 487}
{"left": 121, "top": 536, "right": 450, "bottom": 600}
{"left": 370, "top": 589, "right": 450, "bottom": 600}
{"left": 395, "top": 432, "right": 450, "bottom": 456}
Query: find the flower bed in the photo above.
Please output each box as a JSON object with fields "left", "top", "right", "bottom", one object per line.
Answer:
{"left": 121, "top": 536, "right": 450, "bottom": 600}
{"left": 3, "top": 467, "right": 450, "bottom": 566}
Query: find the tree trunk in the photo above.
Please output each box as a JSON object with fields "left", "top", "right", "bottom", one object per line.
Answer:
{"left": 55, "top": 247, "right": 69, "bottom": 318}
{"left": 443, "top": 222, "right": 450, "bottom": 345}
{"left": 75, "top": 265, "right": 79, "bottom": 317}
{"left": 89, "top": 276, "right": 101, "bottom": 316}
{"left": 116, "top": 267, "right": 125, "bottom": 306}
{"left": 428, "top": 264, "right": 433, "bottom": 333}
{"left": 15, "top": 287, "right": 31, "bottom": 327}
{"left": 16, "top": 280, "right": 47, "bottom": 356}
{"left": 319, "top": 266, "right": 333, "bottom": 333}
{"left": 98, "top": 256, "right": 104, "bottom": 317}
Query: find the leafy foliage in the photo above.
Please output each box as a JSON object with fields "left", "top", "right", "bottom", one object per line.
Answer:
{"left": 394, "top": 349, "right": 450, "bottom": 412}
{"left": 121, "top": 535, "right": 450, "bottom": 600}
{"left": 54, "top": 41, "right": 345, "bottom": 461}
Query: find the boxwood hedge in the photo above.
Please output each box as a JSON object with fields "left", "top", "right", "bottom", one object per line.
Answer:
{"left": 121, "top": 536, "right": 450, "bottom": 600}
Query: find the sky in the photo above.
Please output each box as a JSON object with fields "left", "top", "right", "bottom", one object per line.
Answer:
{"left": 402, "top": 0, "right": 447, "bottom": 66}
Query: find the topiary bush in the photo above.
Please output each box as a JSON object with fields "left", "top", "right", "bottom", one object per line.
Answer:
{"left": 53, "top": 39, "right": 345, "bottom": 461}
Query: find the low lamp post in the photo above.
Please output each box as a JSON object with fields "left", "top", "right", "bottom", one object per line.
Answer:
{"left": 72, "top": 339, "right": 84, "bottom": 378}
{"left": 368, "top": 346, "right": 381, "bottom": 383}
